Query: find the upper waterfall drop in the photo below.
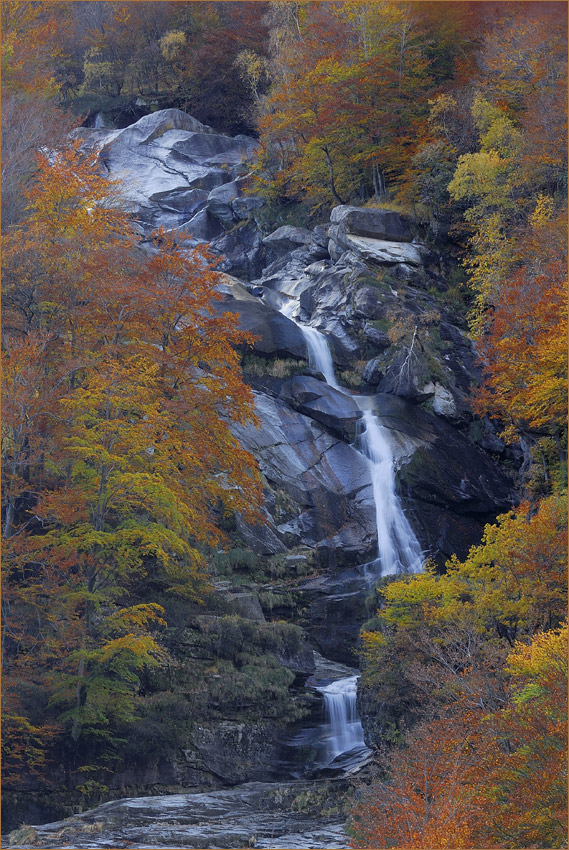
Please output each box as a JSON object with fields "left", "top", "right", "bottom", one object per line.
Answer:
{"left": 302, "top": 325, "right": 341, "bottom": 390}
{"left": 277, "top": 295, "right": 423, "bottom": 577}
{"left": 358, "top": 408, "right": 423, "bottom": 575}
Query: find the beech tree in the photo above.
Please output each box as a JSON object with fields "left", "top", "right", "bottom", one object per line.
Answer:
{"left": 1, "top": 144, "right": 261, "bottom": 786}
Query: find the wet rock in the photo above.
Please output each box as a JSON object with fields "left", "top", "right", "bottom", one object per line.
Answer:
{"left": 367, "top": 393, "right": 516, "bottom": 560}
{"left": 7, "top": 781, "right": 350, "bottom": 849}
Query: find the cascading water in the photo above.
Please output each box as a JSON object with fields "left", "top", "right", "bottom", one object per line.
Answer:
{"left": 316, "top": 676, "right": 368, "bottom": 765}
{"left": 358, "top": 408, "right": 423, "bottom": 576}
{"left": 275, "top": 293, "right": 422, "bottom": 769}
{"left": 302, "top": 325, "right": 340, "bottom": 390}
{"left": 286, "top": 306, "right": 422, "bottom": 578}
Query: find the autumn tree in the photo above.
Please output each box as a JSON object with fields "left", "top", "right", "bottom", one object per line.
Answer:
{"left": 351, "top": 624, "right": 567, "bottom": 849}
{"left": 255, "top": 2, "right": 476, "bottom": 215}
{"left": 360, "top": 491, "right": 567, "bottom": 733}
{"left": 1, "top": 1, "right": 76, "bottom": 227}
{"left": 1, "top": 144, "right": 261, "bottom": 787}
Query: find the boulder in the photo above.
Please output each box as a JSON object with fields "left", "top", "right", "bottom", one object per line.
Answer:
{"left": 363, "top": 324, "right": 391, "bottom": 349}
{"left": 215, "top": 277, "right": 308, "bottom": 359}
{"left": 352, "top": 285, "right": 385, "bottom": 319}
{"left": 378, "top": 347, "right": 436, "bottom": 401}
{"left": 174, "top": 207, "right": 224, "bottom": 243}
{"left": 330, "top": 205, "right": 413, "bottom": 242}
{"left": 263, "top": 226, "right": 314, "bottom": 258}
{"left": 139, "top": 187, "right": 208, "bottom": 228}
{"left": 362, "top": 357, "right": 386, "bottom": 387}
{"left": 280, "top": 376, "right": 363, "bottom": 440}
{"left": 206, "top": 181, "right": 241, "bottom": 222}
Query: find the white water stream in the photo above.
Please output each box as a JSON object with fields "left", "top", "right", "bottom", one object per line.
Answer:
{"left": 281, "top": 295, "right": 423, "bottom": 578}
{"left": 358, "top": 408, "right": 423, "bottom": 576}
{"left": 276, "top": 294, "right": 423, "bottom": 767}
{"left": 316, "top": 676, "right": 367, "bottom": 765}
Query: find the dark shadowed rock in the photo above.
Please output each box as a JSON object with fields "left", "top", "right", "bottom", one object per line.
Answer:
{"left": 211, "top": 222, "right": 266, "bottom": 280}
{"left": 280, "top": 376, "right": 363, "bottom": 440}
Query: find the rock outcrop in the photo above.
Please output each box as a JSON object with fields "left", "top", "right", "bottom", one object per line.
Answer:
{"left": 72, "top": 108, "right": 517, "bottom": 646}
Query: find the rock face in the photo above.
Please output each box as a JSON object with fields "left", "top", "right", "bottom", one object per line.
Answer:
{"left": 77, "top": 108, "right": 266, "bottom": 275}
{"left": 82, "top": 108, "right": 516, "bottom": 661}
{"left": 21, "top": 110, "right": 517, "bottom": 818}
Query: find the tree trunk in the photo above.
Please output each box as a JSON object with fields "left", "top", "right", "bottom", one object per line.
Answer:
{"left": 322, "top": 147, "right": 346, "bottom": 205}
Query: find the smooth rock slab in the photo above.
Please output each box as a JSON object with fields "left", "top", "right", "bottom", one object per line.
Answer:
{"left": 231, "top": 392, "right": 376, "bottom": 559}
{"left": 5, "top": 781, "right": 349, "bottom": 849}
{"left": 329, "top": 231, "right": 423, "bottom": 266}
{"left": 80, "top": 109, "right": 256, "bottom": 219}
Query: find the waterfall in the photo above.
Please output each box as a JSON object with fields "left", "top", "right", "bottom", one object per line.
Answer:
{"left": 358, "top": 409, "right": 423, "bottom": 575}
{"left": 302, "top": 325, "right": 340, "bottom": 390}
{"left": 274, "top": 296, "right": 422, "bottom": 768}
{"left": 317, "top": 676, "right": 367, "bottom": 764}
{"left": 284, "top": 304, "right": 422, "bottom": 577}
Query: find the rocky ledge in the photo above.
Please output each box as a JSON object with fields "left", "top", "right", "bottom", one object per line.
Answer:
{"left": 5, "top": 781, "right": 350, "bottom": 850}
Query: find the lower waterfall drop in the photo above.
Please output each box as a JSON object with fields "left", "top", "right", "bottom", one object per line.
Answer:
{"left": 317, "top": 676, "right": 368, "bottom": 766}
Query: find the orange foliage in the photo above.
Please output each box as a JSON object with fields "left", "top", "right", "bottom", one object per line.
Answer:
{"left": 1, "top": 144, "right": 262, "bottom": 784}
{"left": 475, "top": 218, "right": 567, "bottom": 439}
